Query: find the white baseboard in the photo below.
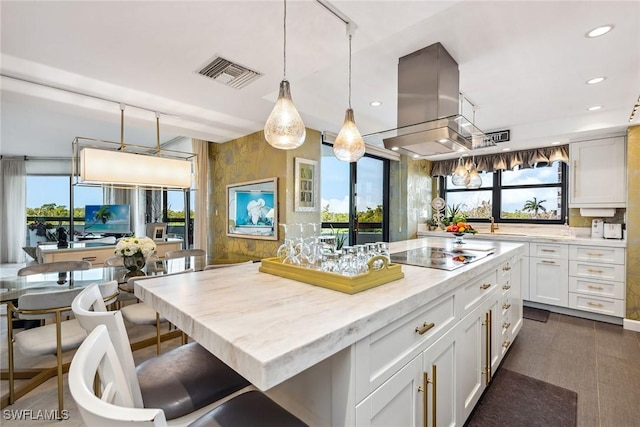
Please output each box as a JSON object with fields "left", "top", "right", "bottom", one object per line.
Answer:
{"left": 623, "top": 318, "right": 640, "bottom": 332}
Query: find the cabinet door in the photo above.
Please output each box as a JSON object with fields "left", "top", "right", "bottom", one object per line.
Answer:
{"left": 456, "top": 302, "right": 488, "bottom": 422}
{"left": 423, "top": 330, "right": 457, "bottom": 427}
{"left": 569, "top": 137, "right": 626, "bottom": 207}
{"left": 355, "top": 355, "right": 422, "bottom": 427}
{"left": 529, "top": 257, "right": 569, "bottom": 307}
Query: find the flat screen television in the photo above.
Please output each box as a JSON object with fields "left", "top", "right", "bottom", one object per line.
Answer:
{"left": 84, "top": 204, "right": 131, "bottom": 236}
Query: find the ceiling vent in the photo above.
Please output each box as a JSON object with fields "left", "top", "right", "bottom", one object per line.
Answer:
{"left": 197, "top": 56, "right": 262, "bottom": 89}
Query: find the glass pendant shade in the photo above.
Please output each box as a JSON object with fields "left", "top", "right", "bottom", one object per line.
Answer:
{"left": 466, "top": 163, "right": 482, "bottom": 189}
{"left": 264, "top": 80, "right": 306, "bottom": 149}
{"left": 451, "top": 158, "right": 470, "bottom": 186}
{"left": 333, "top": 108, "right": 365, "bottom": 162}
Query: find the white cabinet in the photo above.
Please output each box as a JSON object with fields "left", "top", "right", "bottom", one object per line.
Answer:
{"left": 423, "top": 329, "right": 458, "bottom": 427}
{"left": 568, "top": 245, "right": 626, "bottom": 317}
{"left": 529, "top": 243, "right": 569, "bottom": 307}
{"left": 355, "top": 259, "right": 517, "bottom": 427}
{"left": 569, "top": 137, "right": 627, "bottom": 207}
{"left": 355, "top": 355, "right": 422, "bottom": 427}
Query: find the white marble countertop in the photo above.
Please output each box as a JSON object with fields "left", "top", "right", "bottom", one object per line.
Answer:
{"left": 135, "top": 237, "right": 525, "bottom": 390}
{"left": 417, "top": 230, "right": 627, "bottom": 248}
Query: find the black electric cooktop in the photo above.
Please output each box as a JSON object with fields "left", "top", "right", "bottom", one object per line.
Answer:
{"left": 390, "top": 246, "right": 494, "bottom": 271}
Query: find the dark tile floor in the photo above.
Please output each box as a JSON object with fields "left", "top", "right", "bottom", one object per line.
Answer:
{"left": 502, "top": 313, "right": 640, "bottom": 427}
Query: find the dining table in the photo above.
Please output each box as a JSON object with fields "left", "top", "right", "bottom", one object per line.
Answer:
{"left": 0, "top": 261, "right": 169, "bottom": 303}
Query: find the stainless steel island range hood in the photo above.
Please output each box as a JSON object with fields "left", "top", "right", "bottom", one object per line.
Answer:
{"left": 366, "top": 43, "right": 493, "bottom": 157}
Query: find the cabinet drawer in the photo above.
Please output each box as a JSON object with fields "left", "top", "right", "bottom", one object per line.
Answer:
{"left": 530, "top": 243, "right": 568, "bottom": 259}
{"left": 569, "top": 277, "right": 624, "bottom": 300}
{"left": 46, "top": 249, "right": 108, "bottom": 265}
{"left": 355, "top": 291, "right": 456, "bottom": 401}
{"left": 459, "top": 269, "right": 498, "bottom": 314}
{"left": 569, "top": 245, "right": 625, "bottom": 264}
{"left": 568, "top": 293, "right": 624, "bottom": 317}
{"left": 569, "top": 261, "right": 625, "bottom": 282}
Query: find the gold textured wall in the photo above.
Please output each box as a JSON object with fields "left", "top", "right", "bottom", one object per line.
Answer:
{"left": 626, "top": 125, "right": 640, "bottom": 320}
{"left": 389, "top": 158, "right": 432, "bottom": 241}
{"left": 210, "top": 129, "right": 321, "bottom": 262}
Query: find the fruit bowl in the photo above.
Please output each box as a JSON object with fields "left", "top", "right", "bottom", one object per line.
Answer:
{"left": 445, "top": 222, "right": 478, "bottom": 234}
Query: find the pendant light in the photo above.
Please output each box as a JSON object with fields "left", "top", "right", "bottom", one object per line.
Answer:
{"left": 333, "top": 26, "right": 365, "bottom": 162}
{"left": 466, "top": 158, "right": 482, "bottom": 189}
{"left": 264, "top": 0, "right": 306, "bottom": 150}
{"left": 451, "top": 157, "right": 470, "bottom": 186}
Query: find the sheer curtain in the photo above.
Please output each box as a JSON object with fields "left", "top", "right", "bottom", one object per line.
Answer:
{"left": 1, "top": 158, "right": 27, "bottom": 262}
{"left": 192, "top": 139, "right": 209, "bottom": 252}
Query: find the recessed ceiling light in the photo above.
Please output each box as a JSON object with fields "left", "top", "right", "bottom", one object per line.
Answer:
{"left": 437, "top": 138, "right": 448, "bottom": 143}
{"left": 369, "top": 101, "right": 382, "bottom": 107}
{"left": 413, "top": 154, "right": 420, "bottom": 159}
{"left": 502, "top": 148, "right": 511, "bottom": 152}
{"left": 586, "top": 25, "right": 613, "bottom": 38}
{"left": 391, "top": 146, "right": 399, "bottom": 151}
{"left": 586, "top": 77, "right": 606, "bottom": 85}
{"left": 551, "top": 141, "right": 561, "bottom": 145}
{"left": 588, "top": 105, "right": 602, "bottom": 111}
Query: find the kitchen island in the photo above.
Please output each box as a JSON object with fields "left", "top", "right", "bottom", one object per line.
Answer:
{"left": 135, "top": 237, "right": 525, "bottom": 426}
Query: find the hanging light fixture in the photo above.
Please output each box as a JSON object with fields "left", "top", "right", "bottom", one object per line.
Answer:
{"left": 333, "top": 25, "right": 365, "bottom": 162}
{"left": 466, "top": 158, "right": 482, "bottom": 189}
{"left": 264, "top": 0, "right": 306, "bottom": 150}
{"left": 451, "top": 157, "right": 470, "bottom": 186}
{"left": 77, "top": 105, "right": 194, "bottom": 189}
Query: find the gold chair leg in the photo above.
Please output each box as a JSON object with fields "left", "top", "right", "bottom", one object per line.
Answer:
{"left": 181, "top": 332, "right": 187, "bottom": 345}
{"left": 55, "top": 311, "right": 64, "bottom": 418}
{"left": 7, "top": 303, "right": 15, "bottom": 405}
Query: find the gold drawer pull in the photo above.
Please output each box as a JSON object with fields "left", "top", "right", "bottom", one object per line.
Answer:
{"left": 503, "top": 322, "right": 511, "bottom": 330}
{"left": 82, "top": 256, "right": 97, "bottom": 261}
{"left": 541, "top": 249, "right": 556, "bottom": 253}
{"left": 586, "top": 252, "right": 603, "bottom": 256}
{"left": 587, "top": 269, "right": 604, "bottom": 274}
{"left": 502, "top": 265, "right": 511, "bottom": 271}
{"left": 587, "top": 302, "right": 604, "bottom": 308}
{"left": 502, "top": 303, "right": 511, "bottom": 310}
{"left": 541, "top": 260, "right": 556, "bottom": 264}
{"left": 502, "top": 284, "right": 511, "bottom": 291}
{"left": 480, "top": 283, "right": 491, "bottom": 290}
{"left": 415, "top": 322, "right": 436, "bottom": 335}
{"left": 502, "top": 340, "right": 511, "bottom": 349}
{"left": 587, "top": 285, "right": 604, "bottom": 290}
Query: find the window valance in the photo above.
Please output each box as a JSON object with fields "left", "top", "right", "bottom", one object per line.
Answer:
{"left": 430, "top": 145, "right": 568, "bottom": 177}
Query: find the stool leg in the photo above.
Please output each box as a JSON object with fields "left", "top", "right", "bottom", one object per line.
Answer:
{"left": 55, "top": 311, "right": 64, "bottom": 418}
{"left": 7, "top": 303, "right": 15, "bottom": 405}
{"left": 156, "top": 312, "right": 161, "bottom": 355}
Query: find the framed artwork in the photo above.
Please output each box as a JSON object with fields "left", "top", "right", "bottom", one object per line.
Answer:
{"left": 146, "top": 222, "right": 167, "bottom": 242}
{"left": 294, "top": 158, "right": 318, "bottom": 212}
{"left": 226, "top": 177, "right": 278, "bottom": 240}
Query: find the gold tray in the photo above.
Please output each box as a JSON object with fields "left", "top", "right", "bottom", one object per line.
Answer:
{"left": 259, "top": 255, "right": 404, "bottom": 295}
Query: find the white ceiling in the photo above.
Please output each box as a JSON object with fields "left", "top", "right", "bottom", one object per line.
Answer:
{"left": 1, "top": 0, "right": 638, "bottom": 160}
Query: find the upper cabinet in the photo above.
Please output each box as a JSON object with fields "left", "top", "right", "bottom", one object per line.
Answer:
{"left": 569, "top": 137, "right": 627, "bottom": 208}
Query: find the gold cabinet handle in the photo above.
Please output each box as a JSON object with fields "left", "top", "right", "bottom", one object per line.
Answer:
{"left": 541, "top": 260, "right": 556, "bottom": 264}
{"left": 483, "top": 310, "right": 492, "bottom": 385}
{"left": 502, "top": 340, "right": 511, "bottom": 349}
{"left": 586, "top": 252, "right": 603, "bottom": 256}
{"left": 82, "top": 256, "right": 97, "bottom": 261}
{"left": 431, "top": 365, "right": 437, "bottom": 427}
{"left": 480, "top": 283, "right": 491, "bottom": 290}
{"left": 502, "top": 284, "right": 511, "bottom": 291}
{"left": 541, "top": 249, "right": 557, "bottom": 253}
{"left": 502, "top": 303, "right": 511, "bottom": 310}
{"left": 587, "top": 302, "right": 604, "bottom": 308}
{"left": 587, "top": 269, "right": 604, "bottom": 274}
{"left": 587, "top": 285, "right": 604, "bottom": 290}
{"left": 418, "top": 371, "right": 432, "bottom": 427}
{"left": 415, "top": 322, "right": 436, "bottom": 335}
{"left": 503, "top": 322, "right": 511, "bottom": 330}
{"left": 502, "top": 264, "right": 511, "bottom": 272}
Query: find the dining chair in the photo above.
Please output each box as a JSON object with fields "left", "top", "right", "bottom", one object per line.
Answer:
{"left": 72, "top": 285, "right": 253, "bottom": 422}
{"left": 164, "top": 249, "right": 206, "bottom": 272}
{"left": 5, "top": 280, "right": 118, "bottom": 416}
{"left": 119, "top": 269, "right": 193, "bottom": 354}
{"left": 104, "top": 255, "right": 140, "bottom": 309}
{"left": 70, "top": 324, "right": 307, "bottom": 426}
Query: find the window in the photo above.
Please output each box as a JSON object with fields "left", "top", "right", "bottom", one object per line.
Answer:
{"left": 441, "top": 162, "right": 567, "bottom": 223}
{"left": 320, "top": 143, "right": 390, "bottom": 245}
